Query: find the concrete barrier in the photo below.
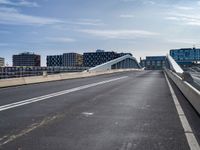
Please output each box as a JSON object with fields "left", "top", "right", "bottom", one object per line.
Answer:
{"left": 165, "top": 69, "right": 200, "bottom": 114}
{"left": 24, "top": 74, "right": 62, "bottom": 84}
{"left": 0, "top": 69, "right": 142, "bottom": 88}
{"left": 0, "top": 78, "right": 26, "bottom": 88}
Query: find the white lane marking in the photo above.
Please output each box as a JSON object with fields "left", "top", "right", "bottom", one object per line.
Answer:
{"left": 81, "top": 112, "right": 94, "bottom": 117}
{"left": 164, "top": 73, "right": 200, "bottom": 150}
{"left": 0, "top": 76, "right": 128, "bottom": 112}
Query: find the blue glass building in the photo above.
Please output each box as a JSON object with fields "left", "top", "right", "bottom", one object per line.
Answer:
{"left": 140, "top": 56, "right": 166, "bottom": 70}
{"left": 170, "top": 48, "right": 200, "bottom": 66}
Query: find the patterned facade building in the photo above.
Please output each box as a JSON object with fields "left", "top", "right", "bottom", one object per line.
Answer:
{"left": 47, "top": 53, "right": 83, "bottom": 67}
{"left": 63, "top": 53, "right": 83, "bottom": 67}
{"left": 13, "top": 52, "right": 41, "bottom": 67}
{"left": 83, "top": 50, "right": 132, "bottom": 67}
{"left": 0, "top": 57, "right": 5, "bottom": 67}
{"left": 170, "top": 48, "right": 200, "bottom": 66}
{"left": 140, "top": 56, "right": 166, "bottom": 70}
{"left": 47, "top": 55, "right": 63, "bottom": 67}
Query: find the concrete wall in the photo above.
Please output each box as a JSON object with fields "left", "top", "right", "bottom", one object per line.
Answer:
{"left": 0, "top": 69, "right": 142, "bottom": 88}
{"left": 165, "top": 69, "right": 200, "bottom": 114}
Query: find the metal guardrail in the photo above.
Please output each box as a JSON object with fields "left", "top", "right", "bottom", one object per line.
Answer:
{"left": 181, "top": 72, "right": 200, "bottom": 91}
{"left": 166, "top": 54, "right": 184, "bottom": 74}
{"left": 0, "top": 69, "right": 138, "bottom": 88}
{"left": 190, "top": 73, "right": 200, "bottom": 90}
{"left": 165, "top": 54, "right": 200, "bottom": 114}
{"left": 166, "top": 54, "right": 200, "bottom": 90}
{"left": 0, "top": 67, "right": 89, "bottom": 80}
{"left": 165, "top": 68, "right": 200, "bottom": 114}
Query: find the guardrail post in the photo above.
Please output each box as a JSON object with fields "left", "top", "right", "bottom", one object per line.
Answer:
{"left": 43, "top": 71, "right": 47, "bottom": 77}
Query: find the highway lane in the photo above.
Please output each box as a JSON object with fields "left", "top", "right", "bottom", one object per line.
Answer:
{"left": 0, "top": 71, "right": 143, "bottom": 106}
{"left": 0, "top": 70, "right": 199, "bottom": 150}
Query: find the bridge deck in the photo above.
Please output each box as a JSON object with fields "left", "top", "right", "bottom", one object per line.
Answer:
{"left": 0, "top": 71, "right": 199, "bottom": 150}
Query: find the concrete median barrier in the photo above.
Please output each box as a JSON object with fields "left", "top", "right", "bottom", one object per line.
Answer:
{"left": 24, "top": 74, "right": 62, "bottom": 84}
{"left": 0, "top": 78, "right": 26, "bottom": 88}
{"left": 165, "top": 69, "right": 200, "bottom": 114}
{"left": 0, "top": 69, "right": 142, "bottom": 88}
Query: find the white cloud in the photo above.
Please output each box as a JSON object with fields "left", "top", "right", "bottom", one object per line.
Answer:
{"left": 119, "top": 14, "right": 135, "bottom": 18}
{"left": 143, "top": 0, "right": 155, "bottom": 5}
{"left": 165, "top": 16, "right": 179, "bottom": 21}
{"left": 0, "top": 7, "right": 63, "bottom": 25}
{"left": 165, "top": 2, "right": 200, "bottom": 26}
{"left": 79, "top": 29, "right": 159, "bottom": 39}
{"left": 120, "top": 0, "right": 135, "bottom": 2}
{"left": 0, "top": 0, "right": 39, "bottom": 7}
{"left": 166, "top": 38, "right": 198, "bottom": 45}
{"left": 166, "top": 12, "right": 200, "bottom": 26}
{"left": 45, "top": 37, "right": 76, "bottom": 43}
{"left": 0, "top": 43, "right": 8, "bottom": 46}
{"left": 173, "top": 6, "right": 194, "bottom": 10}
{"left": 121, "top": 0, "right": 155, "bottom": 5}
{"left": 70, "top": 19, "right": 104, "bottom": 26}
{"left": 0, "top": 6, "right": 17, "bottom": 12}
{"left": 0, "top": 8, "right": 103, "bottom": 27}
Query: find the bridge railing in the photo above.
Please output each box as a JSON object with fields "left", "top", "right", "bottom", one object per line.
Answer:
{"left": 166, "top": 54, "right": 200, "bottom": 90}
{"left": 165, "top": 55, "right": 200, "bottom": 114}
{"left": 0, "top": 66, "right": 89, "bottom": 80}
{"left": 166, "top": 54, "right": 183, "bottom": 74}
{"left": 88, "top": 55, "right": 141, "bottom": 72}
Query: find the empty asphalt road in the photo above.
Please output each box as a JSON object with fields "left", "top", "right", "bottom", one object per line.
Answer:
{"left": 0, "top": 70, "right": 200, "bottom": 150}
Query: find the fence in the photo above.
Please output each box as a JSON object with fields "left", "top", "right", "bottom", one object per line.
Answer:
{"left": 0, "top": 66, "right": 89, "bottom": 79}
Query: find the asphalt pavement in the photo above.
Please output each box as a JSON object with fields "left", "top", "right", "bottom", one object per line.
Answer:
{"left": 0, "top": 70, "right": 199, "bottom": 150}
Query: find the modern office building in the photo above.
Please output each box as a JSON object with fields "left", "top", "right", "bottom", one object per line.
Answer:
{"left": 170, "top": 48, "right": 200, "bottom": 66}
{"left": 83, "top": 50, "right": 131, "bottom": 67}
{"left": 140, "top": 56, "right": 166, "bottom": 70}
{"left": 140, "top": 58, "right": 146, "bottom": 68}
{"left": 13, "top": 52, "right": 41, "bottom": 67}
{"left": 63, "top": 53, "right": 83, "bottom": 67}
{"left": 0, "top": 57, "right": 5, "bottom": 66}
{"left": 47, "top": 53, "right": 83, "bottom": 67}
{"left": 47, "top": 55, "right": 63, "bottom": 67}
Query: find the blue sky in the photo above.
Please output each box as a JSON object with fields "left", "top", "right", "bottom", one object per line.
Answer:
{"left": 0, "top": 0, "right": 200, "bottom": 66}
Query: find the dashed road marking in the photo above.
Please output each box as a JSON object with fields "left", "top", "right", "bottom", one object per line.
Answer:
{"left": 81, "top": 112, "right": 94, "bottom": 117}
